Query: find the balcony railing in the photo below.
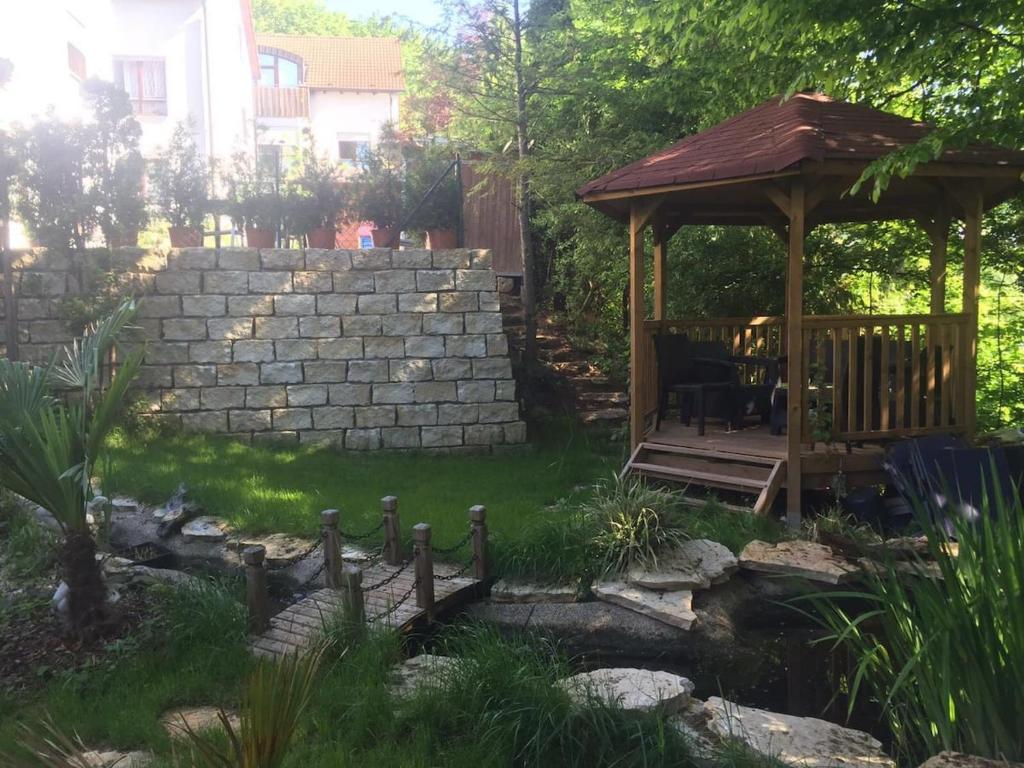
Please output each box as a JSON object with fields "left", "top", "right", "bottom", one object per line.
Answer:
{"left": 255, "top": 85, "right": 309, "bottom": 119}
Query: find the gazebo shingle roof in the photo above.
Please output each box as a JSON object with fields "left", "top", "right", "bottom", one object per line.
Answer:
{"left": 578, "top": 92, "right": 1024, "bottom": 199}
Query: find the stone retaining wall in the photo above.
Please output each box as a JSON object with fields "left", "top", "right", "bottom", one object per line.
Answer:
{"left": 2, "top": 247, "right": 526, "bottom": 451}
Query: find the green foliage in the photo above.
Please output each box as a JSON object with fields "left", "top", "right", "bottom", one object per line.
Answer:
{"left": 150, "top": 123, "right": 209, "bottom": 230}
{"left": 285, "top": 137, "right": 348, "bottom": 232}
{"left": 810, "top": 497, "right": 1024, "bottom": 763}
{"left": 351, "top": 124, "right": 405, "bottom": 229}
{"left": 0, "top": 499, "right": 57, "bottom": 580}
{"left": 674, "top": 498, "right": 789, "bottom": 556}
{"left": 223, "top": 152, "right": 280, "bottom": 231}
{"left": 403, "top": 142, "right": 460, "bottom": 231}
{"left": 252, "top": 0, "right": 353, "bottom": 36}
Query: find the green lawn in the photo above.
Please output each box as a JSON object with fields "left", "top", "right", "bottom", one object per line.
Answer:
{"left": 100, "top": 422, "right": 623, "bottom": 551}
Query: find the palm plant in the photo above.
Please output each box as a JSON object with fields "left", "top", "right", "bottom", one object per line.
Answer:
{"left": 0, "top": 299, "right": 142, "bottom": 636}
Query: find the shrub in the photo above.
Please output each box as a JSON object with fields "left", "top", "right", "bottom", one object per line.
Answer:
{"left": 150, "top": 123, "right": 208, "bottom": 230}
{"left": 223, "top": 152, "right": 279, "bottom": 231}
{"left": 287, "top": 138, "right": 348, "bottom": 232}
{"left": 404, "top": 142, "right": 460, "bottom": 232}
{"left": 351, "top": 123, "right": 404, "bottom": 231}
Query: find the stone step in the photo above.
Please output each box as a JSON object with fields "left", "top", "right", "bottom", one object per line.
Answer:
{"left": 567, "top": 375, "right": 616, "bottom": 389}
{"left": 538, "top": 347, "right": 579, "bottom": 363}
{"left": 548, "top": 360, "right": 593, "bottom": 376}
{"left": 580, "top": 407, "right": 629, "bottom": 425}
{"left": 577, "top": 391, "right": 629, "bottom": 407}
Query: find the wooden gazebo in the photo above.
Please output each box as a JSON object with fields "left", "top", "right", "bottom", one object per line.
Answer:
{"left": 578, "top": 93, "right": 1024, "bottom": 525}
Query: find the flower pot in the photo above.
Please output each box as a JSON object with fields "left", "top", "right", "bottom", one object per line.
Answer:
{"left": 306, "top": 226, "right": 336, "bottom": 249}
{"left": 245, "top": 226, "right": 276, "bottom": 248}
{"left": 169, "top": 226, "right": 202, "bottom": 248}
{"left": 425, "top": 228, "right": 458, "bottom": 249}
{"left": 371, "top": 227, "right": 396, "bottom": 248}
{"left": 108, "top": 230, "right": 139, "bottom": 248}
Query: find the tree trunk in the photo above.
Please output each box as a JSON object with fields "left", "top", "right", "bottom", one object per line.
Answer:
{"left": 60, "top": 528, "right": 111, "bottom": 637}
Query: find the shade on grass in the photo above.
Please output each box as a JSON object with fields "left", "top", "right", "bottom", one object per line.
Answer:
{"left": 100, "top": 423, "right": 622, "bottom": 549}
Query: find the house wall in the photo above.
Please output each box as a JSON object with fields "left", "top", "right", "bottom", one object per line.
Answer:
{"left": 2, "top": 248, "right": 525, "bottom": 451}
{"left": 308, "top": 90, "right": 399, "bottom": 162}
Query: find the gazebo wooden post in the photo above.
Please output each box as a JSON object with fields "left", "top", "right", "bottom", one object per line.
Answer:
{"left": 962, "top": 186, "right": 983, "bottom": 438}
{"left": 785, "top": 179, "right": 806, "bottom": 528}
{"left": 653, "top": 219, "right": 667, "bottom": 323}
{"left": 928, "top": 206, "right": 950, "bottom": 315}
{"left": 629, "top": 203, "right": 647, "bottom": 448}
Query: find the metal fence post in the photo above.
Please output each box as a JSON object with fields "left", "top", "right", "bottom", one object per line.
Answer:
{"left": 340, "top": 564, "right": 366, "bottom": 634}
{"left": 243, "top": 545, "right": 270, "bottom": 633}
{"left": 413, "top": 523, "right": 434, "bottom": 611}
{"left": 321, "top": 508, "right": 343, "bottom": 589}
{"left": 381, "top": 495, "right": 402, "bottom": 565}
{"left": 469, "top": 505, "right": 488, "bottom": 580}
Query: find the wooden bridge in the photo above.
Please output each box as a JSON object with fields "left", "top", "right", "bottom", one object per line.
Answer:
{"left": 245, "top": 500, "right": 488, "bottom": 660}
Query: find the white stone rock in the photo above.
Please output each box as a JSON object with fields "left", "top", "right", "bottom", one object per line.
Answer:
{"left": 181, "top": 516, "right": 228, "bottom": 542}
{"left": 739, "top": 540, "right": 861, "bottom": 584}
{"left": 593, "top": 581, "right": 696, "bottom": 629}
{"left": 703, "top": 697, "right": 895, "bottom": 768}
{"left": 161, "top": 706, "right": 240, "bottom": 738}
{"left": 627, "top": 539, "right": 738, "bottom": 591}
{"left": 390, "top": 654, "right": 462, "bottom": 698}
{"left": 557, "top": 667, "right": 694, "bottom": 712}
{"left": 491, "top": 579, "right": 579, "bottom": 603}
{"left": 229, "top": 533, "right": 318, "bottom": 567}
{"left": 80, "top": 750, "right": 153, "bottom": 767}
{"left": 111, "top": 497, "right": 140, "bottom": 514}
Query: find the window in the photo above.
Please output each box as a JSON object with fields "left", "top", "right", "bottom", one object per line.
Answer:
{"left": 67, "top": 43, "right": 86, "bottom": 80}
{"left": 338, "top": 138, "right": 371, "bottom": 167}
{"left": 256, "top": 144, "right": 283, "bottom": 180}
{"left": 258, "top": 52, "right": 300, "bottom": 87}
{"left": 114, "top": 59, "right": 167, "bottom": 116}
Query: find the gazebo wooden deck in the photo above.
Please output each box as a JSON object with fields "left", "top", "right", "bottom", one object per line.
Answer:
{"left": 579, "top": 93, "right": 1024, "bottom": 525}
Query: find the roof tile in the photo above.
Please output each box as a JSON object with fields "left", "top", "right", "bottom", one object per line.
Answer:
{"left": 256, "top": 33, "right": 404, "bottom": 92}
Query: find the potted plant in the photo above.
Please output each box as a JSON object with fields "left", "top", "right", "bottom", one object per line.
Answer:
{"left": 225, "top": 152, "right": 279, "bottom": 248}
{"left": 107, "top": 152, "right": 148, "bottom": 246}
{"left": 406, "top": 142, "right": 460, "bottom": 249}
{"left": 151, "top": 123, "right": 208, "bottom": 247}
{"left": 352, "top": 124, "right": 404, "bottom": 247}
{"left": 290, "top": 140, "right": 347, "bottom": 248}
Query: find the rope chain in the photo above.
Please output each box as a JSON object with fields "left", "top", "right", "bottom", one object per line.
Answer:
{"left": 431, "top": 529, "right": 472, "bottom": 555}
{"left": 265, "top": 539, "right": 323, "bottom": 572}
{"left": 369, "top": 578, "right": 418, "bottom": 624}
{"left": 433, "top": 553, "right": 476, "bottom": 582}
{"left": 338, "top": 517, "right": 385, "bottom": 542}
{"left": 360, "top": 559, "right": 412, "bottom": 592}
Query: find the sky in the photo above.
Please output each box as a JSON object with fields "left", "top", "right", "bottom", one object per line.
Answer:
{"left": 323, "top": 0, "right": 445, "bottom": 28}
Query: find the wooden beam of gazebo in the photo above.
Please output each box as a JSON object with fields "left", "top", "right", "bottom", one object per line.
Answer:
{"left": 579, "top": 92, "right": 1024, "bottom": 525}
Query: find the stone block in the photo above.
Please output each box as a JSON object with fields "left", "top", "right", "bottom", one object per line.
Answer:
{"left": 458, "top": 380, "right": 495, "bottom": 403}
{"left": 495, "top": 380, "right": 517, "bottom": 401}
{"left": 415, "top": 381, "right": 456, "bottom": 403}
{"left": 168, "top": 248, "right": 217, "bottom": 270}
{"left": 293, "top": 271, "right": 333, "bottom": 293}
{"left": 155, "top": 271, "right": 201, "bottom": 294}
{"left": 201, "top": 387, "right": 245, "bottom": 410}
{"left": 254, "top": 431, "right": 298, "bottom": 445}
{"left": 440, "top": 292, "right": 478, "bottom": 312}
{"left": 391, "top": 249, "right": 432, "bottom": 268}
{"left": 363, "top": 337, "right": 406, "bottom": 358}
{"left": 203, "top": 271, "right": 249, "bottom": 294}
{"left": 504, "top": 421, "right": 527, "bottom": 443}
{"left": 470, "top": 249, "right": 493, "bottom": 269}
{"left": 181, "top": 295, "right": 225, "bottom": 317}
{"left": 373, "top": 382, "right": 416, "bottom": 404}
{"left": 439, "top": 403, "right": 479, "bottom": 425}
{"left": 318, "top": 338, "right": 363, "bottom": 359}
{"left": 135, "top": 366, "right": 173, "bottom": 388}
{"left": 274, "top": 294, "right": 316, "bottom": 315}
{"left": 305, "top": 249, "right": 350, "bottom": 271}
{"left": 423, "top": 313, "right": 462, "bottom": 335}
{"left": 19, "top": 272, "right": 66, "bottom": 296}
{"left": 479, "top": 402, "right": 520, "bottom": 423}
{"left": 299, "top": 316, "right": 340, "bottom": 338}
{"left": 299, "top": 429, "right": 345, "bottom": 446}
{"left": 189, "top": 341, "right": 233, "bottom": 363}
{"left": 261, "top": 362, "right": 303, "bottom": 384}
{"left": 138, "top": 295, "right": 182, "bottom": 318}
{"left": 406, "top": 336, "right": 445, "bottom": 358}
{"left": 161, "top": 388, "right": 200, "bottom": 411}
{"left": 162, "top": 318, "right": 208, "bottom": 341}
{"left": 182, "top": 410, "right": 229, "bottom": 433}
{"left": 416, "top": 269, "right": 455, "bottom": 291}
{"left": 432, "top": 250, "right": 471, "bottom": 269}
{"left": 389, "top": 359, "right": 432, "bottom": 383}
{"left": 229, "top": 409, "right": 271, "bottom": 432}
{"left": 275, "top": 339, "right": 317, "bottom": 361}
{"left": 333, "top": 271, "right": 374, "bottom": 293}
{"left": 473, "top": 358, "right": 513, "bottom": 379}
{"left": 317, "top": 294, "right": 357, "bottom": 315}
{"left": 352, "top": 250, "right": 390, "bottom": 270}
{"left": 382, "top": 427, "right": 420, "bottom": 449}
{"left": 303, "top": 361, "right": 346, "bottom": 382}
{"left": 218, "top": 363, "right": 260, "bottom": 386}
{"left": 255, "top": 316, "right": 299, "bottom": 340}
{"left": 16, "top": 298, "right": 51, "bottom": 319}
{"left": 233, "top": 339, "right": 276, "bottom": 363}
{"left": 355, "top": 405, "right": 396, "bottom": 428}
{"left": 343, "top": 315, "right": 382, "bottom": 336}
{"left": 173, "top": 365, "right": 217, "bottom": 387}
{"left": 273, "top": 407, "right": 312, "bottom": 430}
{"left": 479, "top": 292, "right": 500, "bottom": 311}
{"left": 345, "top": 428, "right": 382, "bottom": 450}
{"left": 465, "top": 312, "right": 504, "bottom": 334}
{"left": 348, "top": 360, "right": 389, "bottom": 382}
{"left": 262, "top": 248, "right": 306, "bottom": 270}
{"left": 445, "top": 335, "right": 486, "bottom": 358}
{"left": 145, "top": 342, "right": 190, "bottom": 365}
{"left": 465, "top": 424, "right": 504, "bottom": 445}
{"left": 218, "top": 248, "right": 260, "bottom": 270}
{"left": 487, "top": 334, "right": 509, "bottom": 356}
{"left": 398, "top": 292, "right": 437, "bottom": 312}
{"left": 397, "top": 404, "right": 437, "bottom": 426}
{"left": 374, "top": 269, "right": 417, "bottom": 292}
{"left": 246, "top": 385, "right": 287, "bottom": 408}
{"left": 228, "top": 295, "right": 274, "bottom": 316}
{"left": 208, "top": 317, "right": 254, "bottom": 340}
{"left": 456, "top": 269, "right": 496, "bottom": 291}
{"left": 249, "top": 271, "right": 293, "bottom": 294}
{"left": 421, "top": 425, "right": 463, "bottom": 448}
{"left": 382, "top": 313, "right": 422, "bottom": 336}
{"left": 24, "top": 320, "right": 60, "bottom": 344}
{"left": 313, "top": 406, "right": 354, "bottom": 429}
{"left": 287, "top": 384, "right": 328, "bottom": 406}
{"left": 358, "top": 293, "right": 396, "bottom": 314}
{"left": 433, "top": 358, "right": 472, "bottom": 381}
{"left": 329, "top": 383, "right": 371, "bottom": 406}
{"left": 127, "top": 318, "right": 161, "bottom": 342}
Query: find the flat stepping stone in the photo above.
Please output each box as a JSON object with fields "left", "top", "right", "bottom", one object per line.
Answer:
{"left": 739, "top": 540, "right": 860, "bottom": 584}
{"left": 229, "top": 533, "right": 318, "bottom": 567}
{"left": 181, "top": 516, "right": 228, "bottom": 543}
{"left": 919, "top": 753, "right": 1024, "bottom": 768}
{"left": 557, "top": 668, "right": 693, "bottom": 712}
{"left": 390, "top": 654, "right": 462, "bottom": 698}
{"left": 490, "top": 579, "right": 579, "bottom": 603}
{"left": 703, "top": 697, "right": 895, "bottom": 768}
{"left": 161, "top": 706, "right": 240, "bottom": 738}
{"left": 81, "top": 750, "right": 153, "bottom": 767}
{"left": 593, "top": 581, "right": 695, "bottom": 630}
{"left": 627, "top": 539, "right": 737, "bottom": 591}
